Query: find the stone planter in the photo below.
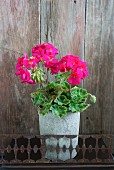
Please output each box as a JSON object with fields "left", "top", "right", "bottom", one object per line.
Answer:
{"left": 39, "top": 112, "right": 80, "bottom": 161}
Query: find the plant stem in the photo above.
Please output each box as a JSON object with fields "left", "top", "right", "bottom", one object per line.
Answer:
{"left": 69, "top": 84, "right": 71, "bottom": 92}
{"left": 40, "top": 81, "right": 43, "bottom": 88}
{"left": 46, "top": 68, "right": 49, "bottom": 84}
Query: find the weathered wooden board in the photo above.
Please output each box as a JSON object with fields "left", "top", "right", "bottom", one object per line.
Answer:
{"left": 82, "top": 0, "right": 114, "bottom": 134}
{"left": 0, "top": 0, "right": 40, "bottom": 134}
{"left": 40, "top": 0, "right": 86, "bottom": 59}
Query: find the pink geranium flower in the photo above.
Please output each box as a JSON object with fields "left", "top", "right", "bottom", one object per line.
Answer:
{"left": 15, "top": 69, "right": 35, "bottom": 84}
{"left": 78, "top": 61, "right": 87, "bottom": 70}
{"left": 16, "top": 54, "right": 28, "bottom": 70}
{"left": 23, "top": 57, "right": 38, "bottom": 69}
{"left": 59, "top": 61, "right": 66, "bottom": 72}
{"left": 45, "top": 43, "right": 59, "bottom": 56}
{"left": 42, "top": 54, "right": 55, "bottom": 62}
{"left": 59, "top": 54, "right": 79, "bottom": 72}
{"left": 32, "top": 43, "right": 59, "bottom": 62}
{"left": 82, "top": 69, "right": 89, "bottom": 79}
{"left": 76, "top": 61, "right": 89, "bottom": 79}
{"left": 68, "top": 68, "right": 83, "bottom": 85}
{"left": 45, "top": 59, "right": 59, "bottom": 74}
{"left": 68, "top": 76, "right": 81, "bottom": 85}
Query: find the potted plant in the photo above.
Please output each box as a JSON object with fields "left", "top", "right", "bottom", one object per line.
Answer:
{"left": 15, "top": 43, "right": 96, "bottom": 161}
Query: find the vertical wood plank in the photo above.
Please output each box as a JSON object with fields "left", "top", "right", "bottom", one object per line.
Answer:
{"left": 0, "top": 0, "right": 40, "bottom": 134}
{"left": 40, "top": 0, "right": 86, "bottom": 59}
{"left": 82, "top": 0, "right": 114, "bottom": 134}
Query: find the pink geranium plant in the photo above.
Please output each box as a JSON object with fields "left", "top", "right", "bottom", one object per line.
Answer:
{"left": 15, "top": 43, "right": 96, "bottom": 117}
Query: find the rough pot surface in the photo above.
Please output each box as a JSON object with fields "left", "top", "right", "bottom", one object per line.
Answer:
{"left": 39, "top": 112, "right": 80, "bottom": 161}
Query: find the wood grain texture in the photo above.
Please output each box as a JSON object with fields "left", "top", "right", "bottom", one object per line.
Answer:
{"left": 0, "top": 0, "right": 114, "bottom": 135}
{"left": 81, "top": 0, "right": 114, "bottom": 134}
{"left": 40, "top": 0, "right": 86, "bottom": 59}
{"left": 0, "top": 0, "right": 40, "bottom": 134}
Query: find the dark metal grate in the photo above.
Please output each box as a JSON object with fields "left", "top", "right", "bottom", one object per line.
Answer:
{"left": 0, "top": 134, "right": 114, "bottom": 164}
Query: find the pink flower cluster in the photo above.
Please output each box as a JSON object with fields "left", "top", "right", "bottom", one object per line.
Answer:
{"left": 32, "top": 43, "right": 59, "bottom": 60}
{"left": 15, "top": 54, "right": 36, "bottom": 84}
{"left": 15, "top": 43, "right": 89, "bottom": 85}
{"left": 15, "top": 43, "right": 59, "bottom": 84}
{"left": 32, "top": 43, "right": 59, "bottom": 74}
{"left": 59, "top": 55, "right": 89, "bottom": 85}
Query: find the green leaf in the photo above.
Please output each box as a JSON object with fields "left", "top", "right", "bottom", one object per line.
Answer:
{"left": 54, "top": 95, "right": 70, "bottom": 105}
{"left": 78, "top": 96, "right": 88, "bottom": 103}
{"left": 61, "top": 71, "right": 71, "bottom": 80}
{"left": 69, "top": 103, "right": 90, "bottom": 112}
{"left": 90, "top": 95, "right": 96, "bottom": 103}
{"left": 62, "top": 91, "right": 71, "bottom": 100}
{"left": 79, "top": 103, "right": 90, "bottom": 112}
{"left": 31, "top": 91, "right": 53, "bottom": 115}
{"left": 34, "top": 94, "right": 46, "bottom": 106}
{"left": 71, "top": 86, "right": 87, "bottom": 97}
{"left": 61, "top": 81, "right": 70, "bottom": 90}
{"left": 79, "top": 88, "right": 87, "bottom": 96}
{"left": 71, "top": 87, "right": 79, "bottom": 98}
{"left": 38, "top": 105, "right": 50, "bottom": 115}
{"left": 55, "top": 71, "right": 71, "bottom": 81}
{"left": 55, "top": 73, "right": 63, "bottom": 79}
{"left": 50, "top": 104, "right": 67, "bottom": 117}
{"left": 46, "top": 82, "right": 63, "bottom": 97}
{"left": 71, "top": 86, "right": 88, "bottom": 104}
{"left": 31, "top": 90, "right": 51, "bottom": 107}
{"left": 69, "top": 103, "right": 78, "bottom": 112}
{"left": 46, "top": 82, "right": 58, "bottom": 89}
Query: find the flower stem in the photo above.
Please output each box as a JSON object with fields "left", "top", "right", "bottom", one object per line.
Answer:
{"left": 46, "top": 68, "right": 49, "bottom": 84}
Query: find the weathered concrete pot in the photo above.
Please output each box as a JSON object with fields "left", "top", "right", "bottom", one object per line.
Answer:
{"left": 39, "top": 112, "right": 80, "bottom": 161}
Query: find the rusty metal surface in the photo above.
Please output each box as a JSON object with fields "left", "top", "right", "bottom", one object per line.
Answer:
{"left": 0, "top": 134, "right": 114, "bottom": 165}
{"left": 1, "top": 164, "right": 114, "bottom": 170}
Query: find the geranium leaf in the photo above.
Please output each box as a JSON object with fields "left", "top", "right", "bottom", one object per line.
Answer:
{"left": 38, "top": 106, "right": 50, "bottom": 115}
{"left": 69, "top": 103, "right": 90, "bottom": 112}
{"left": 54, "top": 95, "right": 70, "bottom": 105}
{"left": 50, "top": 104, "right": 67, "bottom": 117}
{"left": 90, "top": 95, "right": 96, "bottom": 103}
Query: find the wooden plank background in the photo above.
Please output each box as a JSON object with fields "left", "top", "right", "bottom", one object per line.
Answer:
{"left": 0, "top": 0, "right": 114, "bottom": 135}
{"left": 82, "top": 0, "right": 114, "bottom": 134}
{"left": 0, "top": 0, "right": 40, "bottom": 134}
